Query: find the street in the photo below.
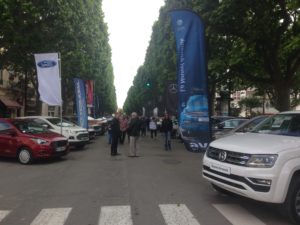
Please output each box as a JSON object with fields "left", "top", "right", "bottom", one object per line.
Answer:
{"left": 0, "top": 133, "right": 293, "bottom": 225}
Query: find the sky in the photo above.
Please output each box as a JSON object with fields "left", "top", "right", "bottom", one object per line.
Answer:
{"left": 102, "top": 0, "right": 165, "bottom": 108}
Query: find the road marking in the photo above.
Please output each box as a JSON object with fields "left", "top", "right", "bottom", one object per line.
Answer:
{"left": 98, "top": 205, "right": 133, "bottom": 225}
{"left": 213, "top": 204, "right": 266, "bottom": 225}
{"left": 0, "top": 210, "right": 10, "bottom": 222}
{"left": 30, "top": 208, "right": 72, "bottom": 225}
{"left": 159, "top": 204, "right": 201, "bottom": 225}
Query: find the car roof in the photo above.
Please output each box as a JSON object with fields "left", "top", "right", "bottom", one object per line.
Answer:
{"left": 279, "top": 111, "right": 300, "bottom": 114}
{"left": 220, "top": 118, "right": 248, "bottom": 122}
{"left": 18, "top": 116, "right": 59, "bottom": 119}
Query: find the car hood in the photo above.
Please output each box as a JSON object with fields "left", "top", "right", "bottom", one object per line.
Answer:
{"left": 52, "top": 125, "right": 87, "bottom": 132}
{"left": 25, "top": 132, "right": 67, "bottom": 141}
{"left": 210, "top": 132, "right": 300, "bottom": 154}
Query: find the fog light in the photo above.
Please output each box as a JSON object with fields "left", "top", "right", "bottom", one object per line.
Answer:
{"left": 248, "top": 178, "right": 272, "bottom": 186}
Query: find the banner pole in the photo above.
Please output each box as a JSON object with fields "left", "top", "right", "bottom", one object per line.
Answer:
{"left": 58, "top": 52, "right": 63, "bottom": 135}
{"left": 93, "top": 81, "right": 96, "bottom": 118}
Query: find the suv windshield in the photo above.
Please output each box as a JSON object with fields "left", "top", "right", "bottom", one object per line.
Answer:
{"left": 47, "top": 118, "right": 76, "bottom": 127}
{"left": 252, "top": 114, "right": 300, "bottom": 137}
{"left": 13, "top": 120, "right": 49, "bottom": 134}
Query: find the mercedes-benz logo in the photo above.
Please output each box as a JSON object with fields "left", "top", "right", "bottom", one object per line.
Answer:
{"left": 218, "top": 151, "right": 227, "bottom": 162}
{"left": 168, "top": 83, "right": 178, "bottom": 94}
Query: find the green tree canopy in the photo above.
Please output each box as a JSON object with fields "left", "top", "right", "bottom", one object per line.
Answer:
{"left": 0, "top": 0, "right": 117, "bottom": 115}
{"left": 124, "top": 0, "right": 300, "bottom": 114}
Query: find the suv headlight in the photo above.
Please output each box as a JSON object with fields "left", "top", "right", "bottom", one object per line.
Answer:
{"left": 31, "top": 138, "right": 48, "bottom": 145}
{"left": 246, "top": 154, "right": 278, "bottom": 168}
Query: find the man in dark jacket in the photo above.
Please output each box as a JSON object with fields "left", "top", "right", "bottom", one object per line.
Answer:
{"left": 127, "top": 112, "right": 141, "bottom": 157}
{"left": 110, "top": 113, "right": 120, "bottom": 156}
{"left": 161, "top": 113, "right": 173, "bottom": 150}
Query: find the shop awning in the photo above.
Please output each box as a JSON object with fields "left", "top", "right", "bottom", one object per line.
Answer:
{"left": 0, "top": 96, "right": 22, "bottom": 108}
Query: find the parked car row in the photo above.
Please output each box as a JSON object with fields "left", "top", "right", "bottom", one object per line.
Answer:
{"left": 0, "top": 115, "right": 108, "bottom": 165}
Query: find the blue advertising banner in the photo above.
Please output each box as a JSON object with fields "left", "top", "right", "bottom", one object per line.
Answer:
{"left": 169, "top": 9, "right": 211, "bottom": 152}
{"left": 73, "top": 78, "right": 88, "bottom": 129}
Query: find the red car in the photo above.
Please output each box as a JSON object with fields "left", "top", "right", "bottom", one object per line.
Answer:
{"left": 0, "top": 118, "right": 69, "bottom": 164}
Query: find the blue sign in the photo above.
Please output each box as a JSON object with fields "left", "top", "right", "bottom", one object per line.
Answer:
{"left": 37, "top": 60, "right": 57, "bottom": 68}
{"left": 73, "top": 78, "right": 88, "bottom": 129}
{"left": 169, "top": 10, "right": 211, "bottom": 152}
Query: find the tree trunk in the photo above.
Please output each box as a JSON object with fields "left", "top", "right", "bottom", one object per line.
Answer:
{"left": 274, "top": 83, "right": 290, "bottom": 112}
{"left": 209, "top": 79, "right": 216, "bottom": 115}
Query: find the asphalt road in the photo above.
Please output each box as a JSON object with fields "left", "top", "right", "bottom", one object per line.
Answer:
{"left": 0, "top": 133, "right": 293, "bottom": 225}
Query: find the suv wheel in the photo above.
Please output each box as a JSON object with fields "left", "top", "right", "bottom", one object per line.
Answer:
{"left": 283, "top": 177, "right": 300, "bottom": 224}
{"left": 18, "top": 148, "right": 33, "bottom": 164}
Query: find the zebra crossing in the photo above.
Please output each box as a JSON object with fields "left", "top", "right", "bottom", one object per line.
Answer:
{"left": 0, "top": 203, "right": 272, "bottom": 225}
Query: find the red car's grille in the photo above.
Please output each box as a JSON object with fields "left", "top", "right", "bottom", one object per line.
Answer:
{"left": 51, "top": 140, "right": 68, "bottom": 148}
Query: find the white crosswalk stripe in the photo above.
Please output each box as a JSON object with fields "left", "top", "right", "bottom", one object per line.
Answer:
{"left": 0, "top": 210, "right": 10, "bottom": 222}
{"left": 30, "top": 208, "right": 72, "bottom": 225}
{"left": 213, "top": 204, "right": 266, "bottom": 225}
{"left": 0, "top": 203, "right": 279, "bottom": 225}
{"left": 159, "top": 204, "right": 201, "bottom": 225}
{"left": 98, "top": 205, "right": 133, "bottom": 225}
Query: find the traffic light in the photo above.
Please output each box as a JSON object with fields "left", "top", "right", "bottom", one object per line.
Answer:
{"left": 145, "top": 80, "right": 151, "bottom": 88}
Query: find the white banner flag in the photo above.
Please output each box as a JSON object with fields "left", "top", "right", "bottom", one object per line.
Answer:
{"left": 34, "top": 53, "right": 62, "bottom": 106}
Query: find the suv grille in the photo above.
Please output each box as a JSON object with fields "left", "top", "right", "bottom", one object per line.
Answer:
{"left": 207, "top": 146, "right": 251, "bottom": 166}
{"left": 77, "top": 133, "right": 89, "bottom": 140}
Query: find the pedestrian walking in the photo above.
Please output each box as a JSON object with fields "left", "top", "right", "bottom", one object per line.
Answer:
{"left": 110, "top": 113, "right": 121, "bottom": 156}
{"left": 127, "top": 112, "right": 141, "bottom": 157}
{"left": 140, "top": 117, "right": 147, "bottom": 136}
{"left": 149, "top": 117, "right": 157, "bottom": 139}
{"left": 119, "top": 114, "right": 128, "bottom": 144}
{"left": 161, "top": 113, "right": 173, "bottom": 150}
{"left": 107, "top": 123, "right": 112, "bottom": 144}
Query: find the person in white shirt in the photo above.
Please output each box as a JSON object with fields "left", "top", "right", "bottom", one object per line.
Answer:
{"left": 149, "top": 117, "right": 158, "bottom": 139}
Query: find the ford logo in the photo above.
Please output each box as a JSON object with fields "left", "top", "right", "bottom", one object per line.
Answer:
{"left": 37, "top": 60, "right": 57, "bottom": 68}
{"left": 218, "top": 151, "right": 227, "bottom": 162}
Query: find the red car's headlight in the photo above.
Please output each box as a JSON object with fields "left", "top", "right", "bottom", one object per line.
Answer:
{"left": 30, "top": 138, "right": 49, "bottom": 145}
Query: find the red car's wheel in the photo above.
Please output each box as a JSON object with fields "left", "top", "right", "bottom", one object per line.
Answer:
{"left": 18, "top": 148, "right": 33, "bottom": 165}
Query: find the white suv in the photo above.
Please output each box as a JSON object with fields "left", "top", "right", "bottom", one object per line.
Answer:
{"left": 19, "top": 116, "right": 89, "bottom": 149}
{"left": 203, "top": 111, "right": 300, "bottom": 224}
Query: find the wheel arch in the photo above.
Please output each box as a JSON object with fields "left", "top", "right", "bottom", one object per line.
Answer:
{"left": 16, "top": 145, "right": 33, "bottom": 155}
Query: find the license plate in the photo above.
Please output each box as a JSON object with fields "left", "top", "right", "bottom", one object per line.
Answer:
{"left": 82, "top": 137, "right": 89, "bottom": 141}
{"left": 210, "top": 163, "right": 231, "bottom": 175}
{"left": 56, "top": 146, "right": 66, "bottom": 152}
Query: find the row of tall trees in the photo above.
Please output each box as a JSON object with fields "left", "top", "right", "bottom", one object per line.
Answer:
{"left": 0, "top": 0, "right": 117, "bottom": 115}
{"left": 123, "top": 0, "right": 300, "bottom": 115}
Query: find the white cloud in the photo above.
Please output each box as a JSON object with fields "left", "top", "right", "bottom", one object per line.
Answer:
{"left": 102, "top": 0, "right": 165, "bottom": 108}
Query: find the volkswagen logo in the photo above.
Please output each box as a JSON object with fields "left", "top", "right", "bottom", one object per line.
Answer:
{"left": 218, "top": 151, "right": 227, "bottom": 162}
{"left": 168, "top": 83, "right": 178, "bottom": 94}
